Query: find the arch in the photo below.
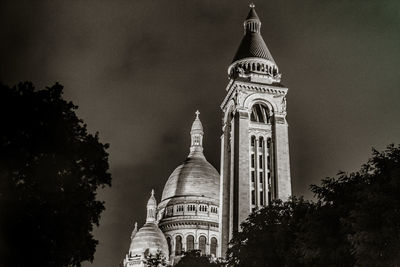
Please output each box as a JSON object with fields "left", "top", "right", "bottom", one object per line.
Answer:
{"left": 259, "top": 136, "right": 264, "bottom": 148}
{"left": 210, "top": 237, "right": 218, "bottom": 256}
{"left": 186, "top": 235, "right": 194, "bottom": 251}
{"left": 251, "top": 135, "right": 256, "bottom": 147}
{"left": 242, "top": 93, "right": 276, "bottom": 114}
{"left": 223, "top": 100, "right": 236, "bottom": 124}
{"left": 175, "top": 235, "right": 182, "bottom": 255}
{"left": 198, "top": 236, "right": 207, "bottom": 255}
{"left": 250, "top": 103, "right": 270, "bottom": 123}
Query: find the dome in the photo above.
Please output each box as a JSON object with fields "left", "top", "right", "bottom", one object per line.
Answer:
{"left": 160, "top": 111, "right": 220, "bottom": 204}
{"left": 129, "top": 222, "right": 169, "bottom": 257}
{"left": 161, "top": 156, "right": 220, "bottom": 203}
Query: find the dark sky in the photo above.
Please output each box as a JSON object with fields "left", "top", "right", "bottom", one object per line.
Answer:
{"left": 1, "top": 1, "right": 399, "bottom": 266}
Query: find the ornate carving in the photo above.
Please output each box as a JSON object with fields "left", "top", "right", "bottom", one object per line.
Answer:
{"left": 281, "top": 97, "right": 287, "bottom": 112}
{"left": 275, "top": 116, "right": 286, "bottom": 124}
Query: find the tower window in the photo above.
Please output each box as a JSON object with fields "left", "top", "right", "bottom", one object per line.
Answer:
{"left": 251, "top": 190, "right": 255, "bottom": 205}
{"left": 259, "top": 137, "right": 263, "bottom": 148}
{"left": 250, "top": 104, "right": 270, "bottom": 123}
{"left": 259, "top": 155, "right": 263, "bottom": 168}
{"left": 251, "top": 136, "right": 255, "bottom": 147}
{"left": 251, "top": 154, "right": 255, "bottom": 168}
{"left": 259, "top": 172, "right": 263, "bottom": 183}
{"left": 260, "top": 191, "right": 264, "bottom": 205}
{"left": 251, "top": 171, "right": 255, "bottom": 183}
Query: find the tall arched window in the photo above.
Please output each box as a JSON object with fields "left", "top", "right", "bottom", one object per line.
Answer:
{"left": 186, "top": 235, "right": 194, "bottom": 251}
{"left": 175, "top": 236, "right": 182, "bottom": 255}
{"left": 210, "top": 237, "right": 218, "bottom": 256}
{"left": 199, "top": 236, "right": 207, "bottom": 255}
{"left": 166, "top": 237, "right": 172, "bottom": 256}
{"left": 250, "top": 103, "right": 270, "bottom": 123}
{"left": 251, "top": 136, "right": 256, "bottom": 147}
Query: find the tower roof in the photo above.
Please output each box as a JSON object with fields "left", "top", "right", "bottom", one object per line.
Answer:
{"left": 232, "top": 4, "right": 275, "bottom": 63}
{"left": 246, "top": 4, "right": 259, "bottom": 20}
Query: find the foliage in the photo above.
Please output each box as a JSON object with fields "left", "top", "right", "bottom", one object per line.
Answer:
{"left": 175, "top": 250, "right": 224, "bottom": 267}
{"left": 143, "top": 249, "right": 169, "bottom": 267}
{"left": 227, "top": 144, "right": 400, "bottom": 266}
{"left": 0, "top": 82, "right": 111, "bottom": 266}
{"left": 227, "top": 198, "right": 314, "bottom": 267}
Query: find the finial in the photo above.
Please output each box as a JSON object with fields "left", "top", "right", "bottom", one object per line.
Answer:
{"left": 151, "top": 189, "right": 154, "bottom": 196}
{"left": 131, "top": 221, "right": 138, "bottom": 240}
{"left": 195, "top": 110, "right": 200, "bottom": 119}
{"left": 249, "top": 3, "right": 255, "bottom": 8}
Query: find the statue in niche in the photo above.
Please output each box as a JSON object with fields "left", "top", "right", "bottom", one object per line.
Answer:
{"left": 281, "top": 97, "right": 287, "bottom": 112}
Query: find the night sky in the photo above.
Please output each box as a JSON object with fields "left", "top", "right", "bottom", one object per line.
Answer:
{"left": 1, "top": 1, "right": 399, "bottom": 266}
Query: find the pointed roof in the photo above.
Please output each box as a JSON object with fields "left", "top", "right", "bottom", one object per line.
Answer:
{"left": 246, "top": 4, "right": 259, "bottom": 20}
{"left": 147, "top": 189, "right": 157, "bottom": 207}
{"left": 232, "top": 5, "right": 275, "bottom": 63}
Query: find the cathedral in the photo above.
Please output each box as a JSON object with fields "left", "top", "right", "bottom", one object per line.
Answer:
{"left": 122, "top": 5, "right": 291, "bottom": 266}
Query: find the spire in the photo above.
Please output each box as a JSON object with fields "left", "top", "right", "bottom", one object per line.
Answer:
{"left": 146, "top": 189, "right": 157, "bottom": 223}
{"left": 189, "top": 110, "right": 204, "bottom": 158}
{"left": 244, "top": 4, "right": 261, "bottom": 33}
{"left": 228, "top": 5, "right": 281, "bottom": 84}
{"left": 130, "top": 222, "right": 138, "bottom": 240}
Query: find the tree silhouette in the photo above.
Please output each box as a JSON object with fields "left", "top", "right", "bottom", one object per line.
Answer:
{"left": 143, "top": 249, "right": 169, "bottom": 267}
{"left": 175, "top": 250, "right": 223, "bottom": 267}
{"left": 227, "top": 144, "right": 400, "bottom": 266}
{"left": 0, "top": 82, "right": 111, "bottom": 266}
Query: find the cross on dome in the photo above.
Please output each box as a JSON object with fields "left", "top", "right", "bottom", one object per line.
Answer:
{"left": 195, "top": 110, "right": 200, "bottom": 118}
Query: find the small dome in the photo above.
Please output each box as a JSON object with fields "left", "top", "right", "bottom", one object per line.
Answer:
{"left": 161, "top": 156, "right": 220, "bottom": 203}
{"left": 129, "top": 222, "right": 169, "bottom": 257}
{"left": 191, "top": 110, "right": 203, "bottom": 134}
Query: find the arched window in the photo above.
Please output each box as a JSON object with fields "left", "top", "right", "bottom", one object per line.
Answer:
{"left": 166, "top": 237, "right": 172, "bottom": 256}
{"left": 251, "top": 136, "right": 255, "bottom": 147}
{"left": 251, "top": 190, "right": 255, "bottom": 205}
{"left": 210, "top": 237, "right": 218, "bottom": 256}
{"left": 250, "top": 104, "right": 270, "bottom": 123}
{"left": 199, "top": 236, "right": 207, "bottom": 255}
{"left": 259, "top": 137, "right": 263, "bottom": 148}
{"left": 186, "top": 235, "right": 194, "bottom": 251}
{"left": 175, "top": 236, "right": 182, "bottom": 255}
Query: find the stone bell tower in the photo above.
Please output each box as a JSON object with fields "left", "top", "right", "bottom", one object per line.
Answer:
{"left": 219, "top": 5, "right": 291, "bottom": 255}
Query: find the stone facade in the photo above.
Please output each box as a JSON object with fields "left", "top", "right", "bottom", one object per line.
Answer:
{"left": 219, "top": 6, "right": 292, "bottom": 256}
